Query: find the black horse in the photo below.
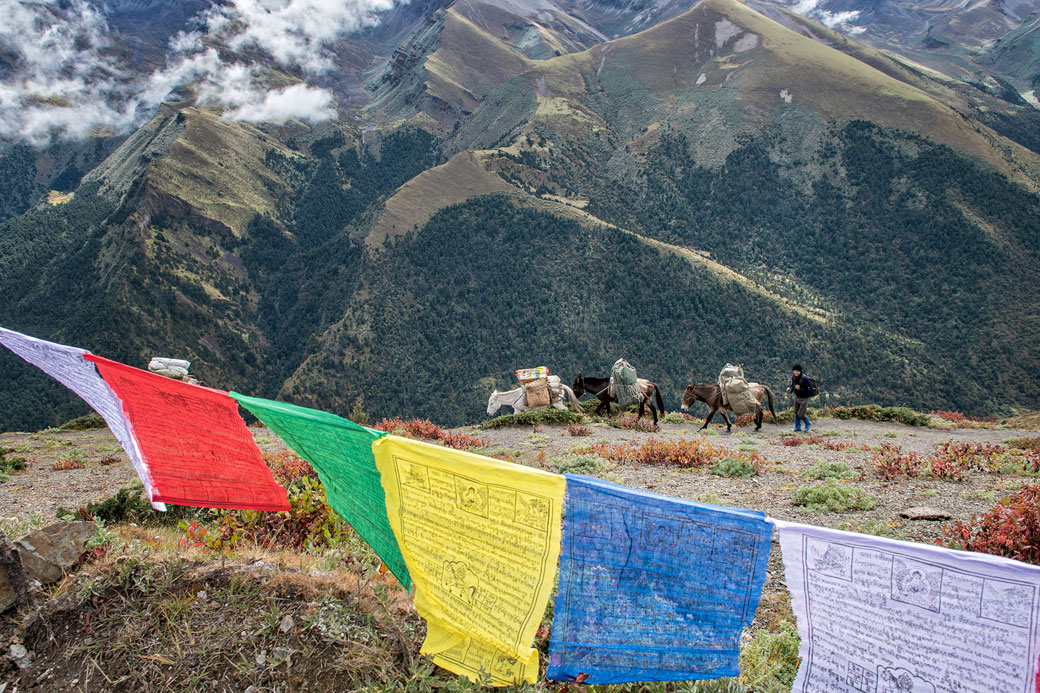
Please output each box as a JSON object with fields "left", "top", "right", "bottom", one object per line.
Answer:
{"left": 572, "top": 374, "right": 666, "bottom": 425}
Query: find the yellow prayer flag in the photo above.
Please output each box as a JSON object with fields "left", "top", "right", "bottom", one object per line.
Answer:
{"left": 374, "top": 435, "right": 565, "bottom": 685}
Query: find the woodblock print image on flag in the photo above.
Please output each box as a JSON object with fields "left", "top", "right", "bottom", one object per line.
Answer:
{"left": 776, "top": 520, "right": 1040, "bottom": 693}
{"left": 374, "top": 435, "right": 565, "bottom": 685}
{"left": 231, "top": 393, "right": 410, "bottom": 589}
{"left": 86, "top": 354, "right": 289, "bottom": 511}
{"left": 548, "top": 474, "right": 773, "bottom": 684}
{"left": 0, "top": 326, "right": 164, "bottom": 509}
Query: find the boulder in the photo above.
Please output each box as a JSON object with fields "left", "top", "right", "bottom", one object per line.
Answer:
{"left": 899, "top": 507, "right": 952, "bottom": 521}
{"left": 15, "top": 521, "right": 97, "bottom": 584}
{"left": 0, "top": 567, "right": 15, "bottom": 612}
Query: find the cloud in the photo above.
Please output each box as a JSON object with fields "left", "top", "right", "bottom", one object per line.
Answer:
{"left": 789, "top": 0, "right": 865, "bottom": 34}
{"left": 0, "top": 0, "right": 402, "bottom": 144}
{"left": 224, "top": 82, "right": 337, "bottom": 122}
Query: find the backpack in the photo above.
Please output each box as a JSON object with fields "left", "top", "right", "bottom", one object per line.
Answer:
{"left": 802, "top": 375, "right": 819, "bottom": 398}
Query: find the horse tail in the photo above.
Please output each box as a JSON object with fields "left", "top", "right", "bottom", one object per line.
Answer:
{"left": 654, "top": 383, "right": 666, "bottom": 415}
{"left": 561, "top": 385, "right": 583, "bottom": 413}
{"left": 765, "top": 385, "right": 778, "bottom": 423}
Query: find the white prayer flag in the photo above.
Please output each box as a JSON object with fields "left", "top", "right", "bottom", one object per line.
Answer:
{"left": 775, "top": 519, "right": 1040, "bottom": 693}
{"left": 0, "top": 326, "right": 164, "bottom": 510}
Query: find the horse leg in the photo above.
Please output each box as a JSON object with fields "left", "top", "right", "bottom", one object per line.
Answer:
{"left": 637, "top": 399, "right": 646, "bottom": 420}
{"left": 701, "top": 408, "right": 716, "bottom": 430}
{"left": 722, "top": 409, "right": 732, "bottom": 432}
{"left": 754, "top": 405, "right": 763, "bottom": 431}
{"left": 649, "top": 401, "right": 658, "bottom": 425}
{"left": 596, "top": 398, "right": 609, "bottom": 417}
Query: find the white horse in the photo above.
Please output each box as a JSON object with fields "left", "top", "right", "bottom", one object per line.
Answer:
{"left": 486, "top": 384, "right": 582, "bottom": 416}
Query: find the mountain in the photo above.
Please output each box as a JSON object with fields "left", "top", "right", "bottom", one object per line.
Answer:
{"left": 1, "top": 0, "right": 1039, "bottom": 431}
{"left": 751, "top": 0, "right": 1040, "bottom": 103}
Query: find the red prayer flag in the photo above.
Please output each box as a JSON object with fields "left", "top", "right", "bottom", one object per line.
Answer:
{"left": 85, "top": 354, "right": 289, "bottom": 511}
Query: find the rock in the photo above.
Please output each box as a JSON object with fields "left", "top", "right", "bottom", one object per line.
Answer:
{"left": 0, "top": 567, "right": 16, "bottom": 612}
{"left": 279, "top": 615, "right": 293, "bottom": 633}
{"left": 15, "top": 521, "right": 97, "bottom": 584}
{"left": 9, "top": 643, "right": 30, "bottom": 669}
{"left": 272, "top": 647, "right": 292, "bottom": 662}
{"left": 255, "top": 650, "right": 267, "bottom": 666}
{"left": 899, "top": 506, "right": 952, "bottom": 521}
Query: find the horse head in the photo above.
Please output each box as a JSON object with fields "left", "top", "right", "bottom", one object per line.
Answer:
{"left": 571, "top": 374, "right": 585, "bottom": 398}
{"left": 681, "top": 384, "right": 697, "bottom": 411}
{"left": 487, "top": 391, "right": 502, "bottom": 416}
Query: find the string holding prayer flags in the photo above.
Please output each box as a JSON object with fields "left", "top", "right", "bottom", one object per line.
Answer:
{"left": 374, "top": 436, "right": 565, "bottom": 685}
{"left": 86, "top": 354, "right": 289, "bottom": 511}
{"left": 775, "top": 520, "right": 1040, "bottom": 693}
{"left": 548, "top": 475, "right": 772, "bottom": 684}
{"left": 0, "top": 327, "right": 164, "bottom": 510}
{"left": 230, "top": 393, "right": 410, "bottom": 589}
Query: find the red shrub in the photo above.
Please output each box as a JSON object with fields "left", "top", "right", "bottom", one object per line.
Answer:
{"left": 52, "top": 456, "right": 86, "bottom": 471}
{"left": 872, "top": 444, "right": 923, "bottom": 480}
{"left": 567, "top": 425, "right": 592, "bottom": 437}
{"left": 578, "top": 438, "right": 760, "bottom": 470}
{"left": 264, "top": 451, "right": 317, "bottom": 486}
{"left": 822, "top": 440, "right": 857, "bottom": 451}
{"left": 774, "top": 434, "right": 824, "bottom": 447}
{"left": 930, "top": 441, "right": 1003, "bottom": 475}
{"left": 374, "top": 418, "right": 485, "bottom": 450}
{"left": 617, "top": 415, "right": 659, "bottom": 433}
{"left": 932, "top": 410, "right": 972, "bottom": 423}
{"left": 943, "top": 485, "right": 1040, "bottom": 565}
{"left": 733, "top": 413, "right": 757, "bottom": 427}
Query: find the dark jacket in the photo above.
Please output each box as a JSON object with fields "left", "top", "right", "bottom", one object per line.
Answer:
{"left": 790, "top": 374, "right": 812, "bottom": 399}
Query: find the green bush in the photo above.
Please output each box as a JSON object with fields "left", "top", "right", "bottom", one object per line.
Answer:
{"left": 60, "top": 481, "right": 199, "bottom": 526}
{"left": 709, "top": 457, "right": 760, "bottom": 478}
{"left": 551, "top": 453, "right": 615, "bottom": 475}
{"left": 58, "top": 412, "right": 107, "bottom": 431}
{"left": 480, "top": 408, "right": 586, "bottom": 429}
{"left": 831, "top": 405, "right": 931, "bottom": 427}
{"left": 803, "top": 461, "right": 855, "bottom": 480}
{"left": 738, "top": 621, "right": 801, "bottom": 692}
{"left": 791, "top": 481, "right": 874, "bottom": 512}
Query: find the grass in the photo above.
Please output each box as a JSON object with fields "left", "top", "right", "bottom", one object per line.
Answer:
{"left": 792, "top": 481, "right": 875, "bottom": 512}
{"left": 551, "top": 453, "right": 615, "bottom": 476}
{"left": 802, "top": 461, "right": 856, "bottom": 480}
{"left": 480, "top": 408, "right": 586, "bottom": 429}
{"left": 834, "top": 519, "right": 908, "bottom": 540}
{"left": 57, "top": 412, "right": 108, "bottom": 431}
{"left": 709, "top": 457, "right": 761, "bottom": 478}
{"left": 737, "top": 621, "right": 801, "bottom": 693}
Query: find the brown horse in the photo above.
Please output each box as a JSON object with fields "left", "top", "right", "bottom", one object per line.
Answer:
{"left": 680, "top": 383, "right": 777, "bottom": 432}
{"left": 572, "top": 375, "right": 666, "bottom": 424}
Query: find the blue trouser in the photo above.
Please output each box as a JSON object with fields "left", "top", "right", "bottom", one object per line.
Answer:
{"left": 794, "top": 398, "right": 810, "bottom": 430}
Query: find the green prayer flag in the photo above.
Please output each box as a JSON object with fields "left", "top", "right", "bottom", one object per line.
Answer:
{"left": 230, "top": 393, "right": 410, "bottom": 589}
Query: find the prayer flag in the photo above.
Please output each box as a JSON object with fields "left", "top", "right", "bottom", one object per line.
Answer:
{"left": 0, "top": 327, "right": 164, "bottom": 509}
{"left": 86, "top": 354, "right": 289, "bottom": 511}
{"left": 548, "top": 475, "right": 772, "bottom": 684}
{"left": 776, "top": 520, "right": 1040, "bottom": 693}
{"left": 230, "top": 393, "right": 410, "bottom": 589}
{"left": 374, "top": 436, "right": 565, "bottom": 685}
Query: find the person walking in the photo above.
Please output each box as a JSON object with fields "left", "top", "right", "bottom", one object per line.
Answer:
{"left": 787, "top": 364, "right": 813, "bottom": 432}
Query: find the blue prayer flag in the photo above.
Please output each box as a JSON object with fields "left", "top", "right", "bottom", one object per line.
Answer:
{"left": 548, "top": 475, "right": 773, "bottom": 684}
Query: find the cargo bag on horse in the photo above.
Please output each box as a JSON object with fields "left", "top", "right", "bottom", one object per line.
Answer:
{"left": 718, "top": 363, "right": 758, "bottom": 415}
{"left": 611, "top": 358, "right": 642, "bottom": 408}
{"left": 517, "top": 367, "right": 553, "bottom": 408}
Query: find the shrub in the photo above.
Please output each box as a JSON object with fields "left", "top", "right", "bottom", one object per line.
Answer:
{"left": 803, "top": 461, "right": 855, "bottom": 480}
{"left": 579, "top": 438, "right": 761, "bottom": 470}
{"left": 792, "top": 482, "right": 874, "bottom": 512}
{"left": 479, "top": 408, "right": 585, "bottom": 429}
{"left": 375, "top": 418, "right": 486, "bottom": 450}
{"left": 617, "top": 415, "right": 659, "bottom": 433}
{"left": 52, "top": 451, "right": 87, "bottom": 471}
{"left": 774, "top": 435, "right": 824, "bottom": 447}
{"left": 831, "top": 405, "right": 931, "bottom": 427}
{"left": 57, "top": 412, "right": 107, "bottom": 431}
{"left": 709, "top": 457, "right": 761, "bottom": 478}
{"left": 932, "top": 410, "right": 972, "bottom": 423}
{"left": 64, "top": 481, "right": 198, "bottom": 526}
{"left": 96, "top": 455, "right": 120, "bottom": 466}
{"left": 181, "top": 475, "right": 349, "bottom": 553}
{"left": 821, "top": 440, "right": 860, "bottom": 451}
{"left": 0, "top": 448, "right": 27, "bottom": 477}
{"left": 733, "top": 413, "right": 757, "bottom": 427}
{"left": 265, "top": 451, "right": 318, "bottom": 486}
{"left": 943, "top": 485, "right": 1040, "bottom": 565}
{"left": 871, "top": 444, "right": 923, "bottom": 480}
{"left": 567, "top": 424, "right": 592, "bottom": 437}
{"left": 1006, "top": 437, "right": 1040, "bottom": 451}
{"left": 551, "top": 454, "right": 615, "bottom": 475}
{"left": 738, "top": 621, "right": 801, "bottom": 692}
{"left": 660, "top": 411, "right": 697, "bottom": 424}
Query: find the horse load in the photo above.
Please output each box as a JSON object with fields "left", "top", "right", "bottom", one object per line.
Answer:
{"left": 718, "top": 363, "right": 758, "bottom": 414}
{"left": 486, "top": 368, "right": 581, "bottom": 416}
